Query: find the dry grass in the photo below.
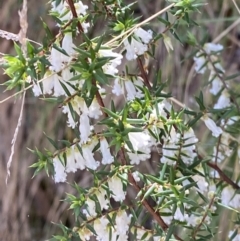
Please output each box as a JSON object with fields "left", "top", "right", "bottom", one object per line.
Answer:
{"left": 0, "top": 0, "right": 240, "bottom": 240}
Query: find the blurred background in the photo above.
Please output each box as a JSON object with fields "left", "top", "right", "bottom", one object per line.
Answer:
{"left": 0, "top": 0, "right": 240, "bottom": 240}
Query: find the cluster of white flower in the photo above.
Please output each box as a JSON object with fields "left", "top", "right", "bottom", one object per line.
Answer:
{"left": 126, "top": 131, "right": 153, "bottom": 165}
{"left": 160, "top": 127, "right": 198, "bottom": 165}
{"left": 51, "top": 0, "right": 90, "bottom": 32}
{"left": 112, "top": 76, "right": 144, "bottom": 100}
{"left": 33, "top": 33, "right": 77, "bottom": 97}
{"left": 123, "top": 27, "right": 153, "bottom": 61}
{"left": 79, "top": 210, "right": 132, "bottom": 241}
{"left": 83, "top": 175, "right": 126, "bottom": 217}
{"left": 194, "top": 43, "right": 231, "bottom": 110}
{"left": 53, "top": 136, "right": 114, "bottom": 183}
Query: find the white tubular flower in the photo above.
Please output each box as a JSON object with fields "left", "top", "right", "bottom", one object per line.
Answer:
{"left": 88, "top": 98, "right": 102, "bottom": 119}
{"left": 193, "top": 54, "right": 207, "bottom": 74}
{"left": 112, "top": 77, "right": 124, "bottom": 96}
{"left": 181, "top": 128, "right": 198, "bottom": 164}
{"left": 61, "top": 33, "right": 76, "bottom": 62}
{"left": 62, "top": 105, "right": 76, "bottom": 128}
{"left": 32, "top": 82, "right": 42, "bottom": 96}
{"left": 108, "top": 176, "right": 126, "bottom": 202}
{"left": 65, "top": 147, "right": 78, "bottom": 173}
{"left": 161, "top": 128, "right": 180, "bottom": 165}
{"left": 127, "top": 131, "right": 152, "bottom": 164}
{"left": 95, "top": 187, "right": 109, "bottom": 210}
{"left": 128, "top": 131, "right": 151, "bottom": 152}
{"left": 186, "top": 214, "right": 202, "bottom": 227}
{"left": 125, "top": 78, "right": 144, "bottom": 101}
{"left": 132, "top": 171, "right": 140, "bottom": 182}
{"left": 99, "top": 49, "right": 123, "bottom": 76}
{"left": 209, "top": 72, "right": 223, "bottom": 95}
{"left": 194, "top": 43, "right": 223, "bottom": 75}
{"left": 204, "top": 43, "right": 223, "bottom": 54}
{"left": 94, "top": 216, "right": 110, "bottom": 240}
{"left": 82, "top": 142, "right": 99, "bottom": 170}
{"left": 53, "top": 156, "right": 67, "bottom": 183}
{"left": 202, "top": 115, "right": 223, "bottom": 137}
{"left": 100, "top": 137, "right": 114, "bottom": 165}
{"left": 79, "top": 114, "right": 92, "bottom": 143}
{"left": 78, "top": 227, "right": 92, "bottom": 241}
{"left": 174, "top": 207, "right": 188, "bottom": 222}
{"left": 214, "top": 90, "right": 231, "bottom": 109}
{"left": 124, "top": 28, "right": 153, "bottom": 60}
{"left": 134, "top": 28, "right": 153, "bottom": 44}
{"left": 115, "top": 211, "right": 132, "bottom": 235}
{"left": 50, "top": 47, "right": 63, "bottom": 72}
{"left": 42, "top": 72, "right": 54, "bottom": 95}
{"left": 85, "top": 198, "right": 97, "bottom": 217}
{"left": 73, "top": 145, "right": 86, "bottom": 170}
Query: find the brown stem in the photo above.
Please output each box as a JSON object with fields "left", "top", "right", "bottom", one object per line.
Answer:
{"left": 137, "top": 57, "right": 151, "bottom": 89}
{"left": 67, "top": 0, "right": 84, "bottom": 33}
{"left": 207, "top": 161, "right": 240, "bottom": 190}
{"left": 192, "top": 196, "right": 215, "bottom": 239}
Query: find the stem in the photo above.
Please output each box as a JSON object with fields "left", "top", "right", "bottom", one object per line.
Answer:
{"left": 119, "top": 147, "right": 184, "bottom": 241}
{"left": 67, "top": 0, "right": 84, "bottom": 33}
{"left": 137, "top": 57, "right": 151, "bottom": 89}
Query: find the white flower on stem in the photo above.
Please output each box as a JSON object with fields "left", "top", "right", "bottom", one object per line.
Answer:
{"left": 53, "top": 156, "right": 67, "bottom": 183}
{"left": 128, "top": 132, "right": 151, "bottom": 152}
{"left": 61, "top": 33, "right": 76, "bottom": 62}
{"left": 65, "top": 147, "right": 78, "bottom": 173}
{"left": 112, "top": 77, "right": 124, "bottom": 96}
{"left": 161, "top": 128, "right": 180, "bottom": 165}
{"left": 100, "top": 137, "right": 114, "bottom": 164}
{"left": 193, "top": 43, "right": 223, "bottom": 75}
{"left": 124, "top": 77, "right": 144, "bottom": 101}
{"left": 132, "top": 171, "right": 140, "bottom": 182}
{"left": 193, "top": 174, "right": 208, "bottom": 193}
{"left": 124, "top": 27, "right": 153, "bottom": 60}
{"left": 202, "top": 115, "right": 223, "bottom": 137}
{"left": 174, "top": 207, "right": 188, "bottom": 222}
{"left": 181, "top": 128, "right": 198, "bottom": 165}
{"left": 78, "top": 226, "right": 92, "bottom": 241}
{"left": 50, "top": 46, "right": 63, "bottom": 72}
{"left": 94, "top": 216, "right": 110, "bottom": 240}
{"left": 82, "top": 141, "right": 99, "bottom": 170}
{"left": 73, "top": 144, "right": 86, "bottom": 170}
{"left": 85, "top": 198, "right": 97, "bottom": 217}
{"left": 98, "top": 49, "right": 123, "bottom": 76}
{"left": 79, "top": 114, "right": 92, "bottom": 143}
{"left": 115, "top": 211, "right": 132, "bottom": 235}
{"left": 214, "top": 89, "right": 231, "bottom": 109}
{"left": 62, "top": 105, "right": 77, "bottom": 128}
{"left": 186, "top": 214, "right": 201, "bottom": 227}
{"left": 95, "top": 187, "right": 109, "bottom": 211}
{"left": 108, "top": 176, "right": 126, "bottom": 202}
{"left": 209, "top": 72, "right": 223, "bottom": 95}
{"left": 204, "top": 43, "right": 223, "bottom": 54}
{"left": 134, "top": 28, "right": 153, "bottom": 44}
{"left": 193, "top": 54, "right": 207, "bottom": 74}
{"left": 88, "top": 98, "right": 102, "bottom": 119}
{"left": 126, "top": 131, "right": 152, "bottom": 164}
